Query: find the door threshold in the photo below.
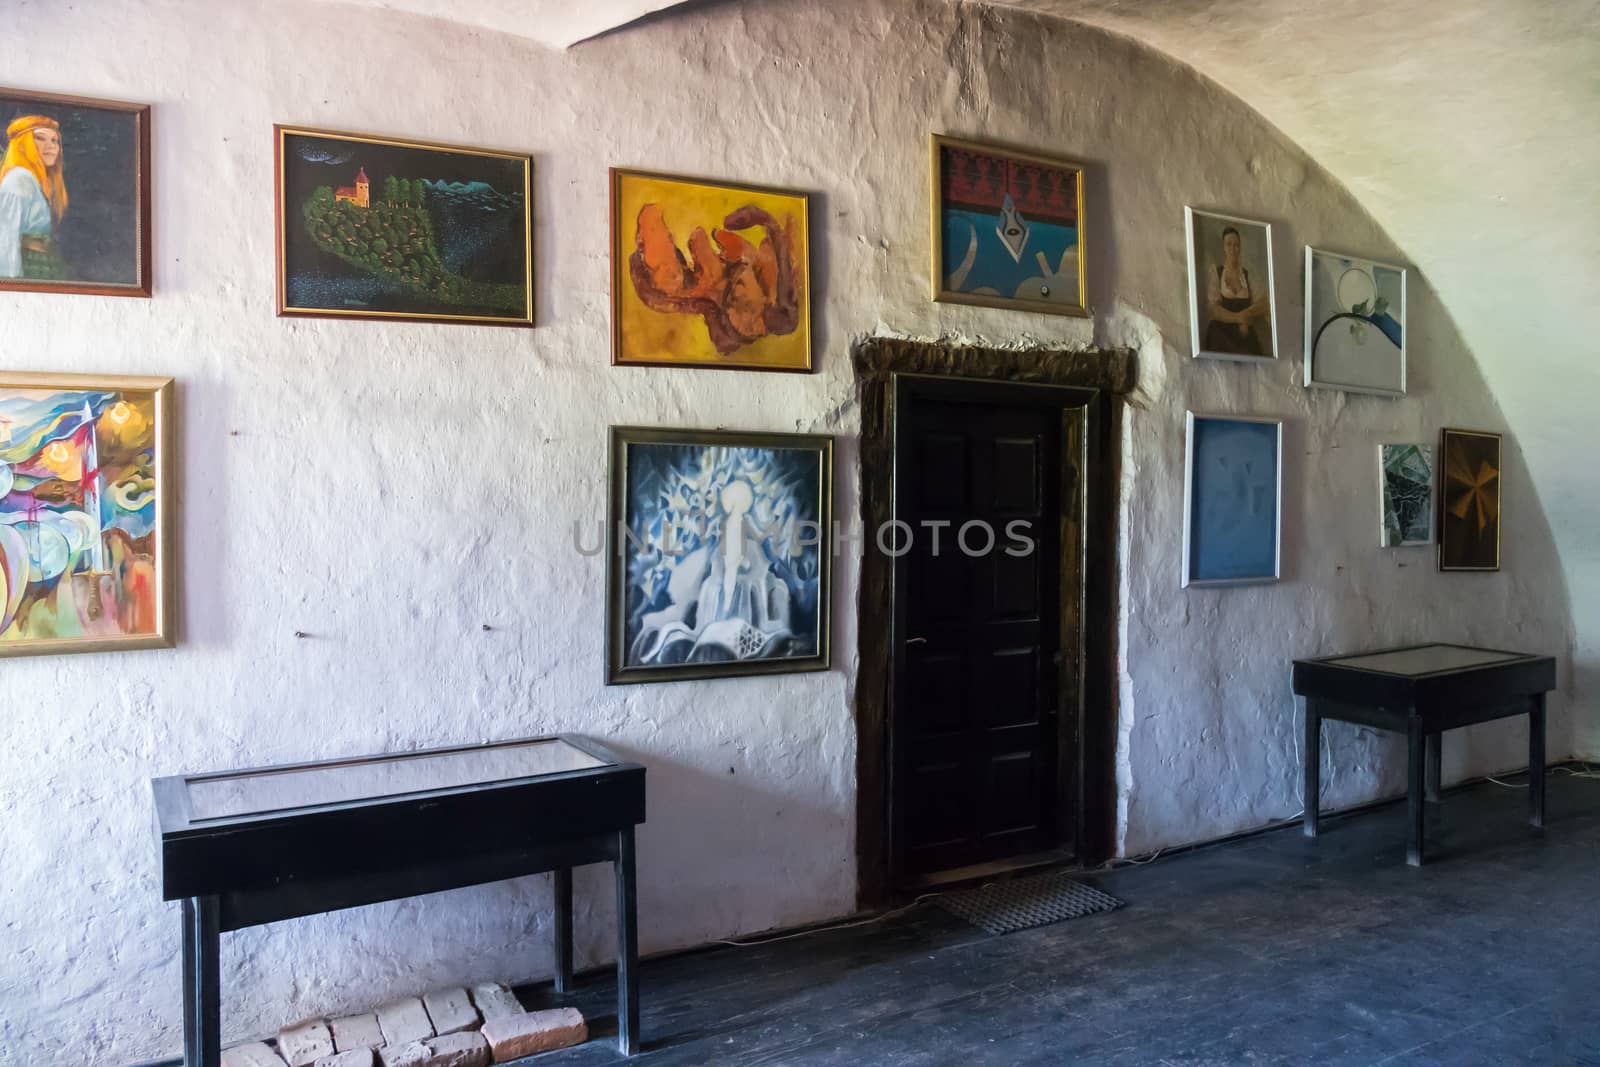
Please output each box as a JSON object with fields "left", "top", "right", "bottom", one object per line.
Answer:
{"left": 902, "top": 847, "right": 1076, "bottom": 894}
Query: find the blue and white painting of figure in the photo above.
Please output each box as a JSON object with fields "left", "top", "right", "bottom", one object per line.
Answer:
{"left": 1184, "top": 415, "right": 1281, "bottom": 586}
{"left": 1305, "top": 248, "right": 1407, "bottom": 395}
{"left": 615, "top": 434, "right": 830, "bottom": 680}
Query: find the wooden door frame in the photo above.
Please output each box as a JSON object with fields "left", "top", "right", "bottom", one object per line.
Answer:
{"left": 852, "top": 339, "right": 1136, "bottom": 907}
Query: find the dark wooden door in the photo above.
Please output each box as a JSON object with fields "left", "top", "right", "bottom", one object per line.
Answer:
{"left": 893, "top": 389, "right": 1065, "bottom": 875}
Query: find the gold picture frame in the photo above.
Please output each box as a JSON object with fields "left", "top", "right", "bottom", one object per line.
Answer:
{"left": 929, "top": 134, "right": 1088, "bottom": 317}
{"left": 0, "top": 372, "right": 176, "bottom": 657}
{"left": 275, "top": 125, "right": 533, "bottom": 327}
{"left": 610, "top": 168, "right": 813, "bottom": 372}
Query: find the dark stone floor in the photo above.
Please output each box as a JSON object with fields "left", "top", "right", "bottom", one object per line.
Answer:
{"left": 519, "top": 770, "right": 1600, "bottom": 1066}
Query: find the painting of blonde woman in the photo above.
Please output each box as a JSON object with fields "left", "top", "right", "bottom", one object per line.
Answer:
{"left": 1185, "top": 208, "right": 1278, "bottom": 361}
{"left": 0, "top": 89, "right": 149, "bottom": 297}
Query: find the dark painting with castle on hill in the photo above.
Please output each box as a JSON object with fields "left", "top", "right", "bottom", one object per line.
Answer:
{"left": 275, "top": 126, "right": 532, "bottom": 326}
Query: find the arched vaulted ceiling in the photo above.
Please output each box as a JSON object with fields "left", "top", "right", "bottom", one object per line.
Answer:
{"left": 329, "top": 0, "right": 1600, "bottom": 723}
{"left": 349, "top": 0, "right": 685, "bottom": 48}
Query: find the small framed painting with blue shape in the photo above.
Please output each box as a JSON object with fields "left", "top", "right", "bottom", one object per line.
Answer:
{"left": 1183, "top": 413, "right": 1283, "bottom": 587}
{"left": 929, "top": 134, "right": 1086, "bottom": 317}
{"left": 1304, "top": 247, "right": 1407, "bottom": 395}
{"left": 606, "top": 426, "right": 832, "bottom": 684}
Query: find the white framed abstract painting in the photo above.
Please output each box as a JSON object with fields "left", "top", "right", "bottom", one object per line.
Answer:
{"left": 1379, "top": 443, "right": 1435, "bottom": 547}
{"left": 1185, "top": 208, "right": 1278, "bottom": 362}
{"left": 1304, "top": 247, "right": 1407, "bottom": 395}
{"left": 1182, "top": 413, "right": 1283, "bottom": 588}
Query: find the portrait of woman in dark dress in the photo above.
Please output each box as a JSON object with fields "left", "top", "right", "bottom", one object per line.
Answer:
{"left": 1187, "top": 209, "right": 1277, "bottom": 361}
{"left": 1204, "top": 227, "right": 1270, "bottom": 355}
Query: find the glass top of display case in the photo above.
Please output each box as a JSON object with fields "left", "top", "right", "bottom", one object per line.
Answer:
{"left": 1323, "top": 644, "right": 1528, "bottom": 676}
{"left": 182, "top": 737, "right": 610, "bottom": 823}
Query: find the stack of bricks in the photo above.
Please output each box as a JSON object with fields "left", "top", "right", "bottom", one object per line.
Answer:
{"left": 219, "top": 983, "right": 588, "bottom": 1067}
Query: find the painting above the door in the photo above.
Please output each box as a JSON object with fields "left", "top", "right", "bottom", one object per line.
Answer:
{"left": 1380, "top": 443, "right": 1434, "bottom": 547}
{"left": 1183, "top": 413, "right": 1282, "bottom": 587}
{"left": 1, "top": 373, "right": 174, "bottom": 658}
{"left": 606, "top": 426, "right": 832, "bottom": 684}
{"left": 611, "top": 169, "right": 811, "bottom": 371}
{"left": 275, "top": 126, "right": 532, "bottom": 326}
{"left": 1438, "top": 428, "right": 1501, "bottom": 572}
{"left": 1304, "top": 247, "right": 1406, "bottom": 395}
{"left": 1185, "top": 207, "right": 1277, "bottom": 361}
{"left": 0, "top": 88, "right": 151, "bottom": 297}
{"left": 930, "top": 134, "right": 1087, "bottom": 317}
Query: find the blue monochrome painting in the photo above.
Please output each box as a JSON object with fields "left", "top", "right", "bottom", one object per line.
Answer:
{"left": 1185, "top": 415, "right": 1281, "bottom": 586}
{"left": 934, "top": 137, "right": 1085, "bottom": 315}
{"left": 609, "top": 429, "right": 832, "bottom": 683}
{"left": 277, "top": 127, "right": 531, "bottom": 325}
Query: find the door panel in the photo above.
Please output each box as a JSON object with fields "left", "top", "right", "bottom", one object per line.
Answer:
{"left": 895, "top": 392, "right": 1066, "bottom": 875}
{"left": 991, "top": 438, "right": 1042, "bottom": 513}
{"left": 986, "top": 647, "right": 1040, "bottom": 727}
{"left": 984, "top": 750, "right": 1042, "bottom": 836}
{"left": 992, "top": 551, "right": 1040, "bottom": 618}
{"left": 909, "top": 652, "right": 967, "bottom": 734}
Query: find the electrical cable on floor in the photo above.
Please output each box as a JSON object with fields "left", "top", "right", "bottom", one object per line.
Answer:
{"left": 710, "top": 891, "right": 948, "bottom": 947}
{"left": 1462, "top": 764, "right": 1598, "bottom": 790}
{"left": 1102, "top": 848, "right": 1164, "bottom": 868}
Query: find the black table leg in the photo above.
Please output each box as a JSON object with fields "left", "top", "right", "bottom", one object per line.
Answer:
{"left": 1530, "top": 695, "right": 1546, "bottom": 830}
{"left": 553, "top": 867, "right": 573, "bottom": 994}
{"left": 1303, "top": 700, "right": 1320, "bottom": 838}
{"left": 1407, "top": 716, "right": 1426, "bottom": 867}
{"left": 1425, "top": 732, "right": 1442, "bottom": 803}
{"left": 615, "top": 827, "right": 640, "bottom": 1055}
{"left": 182, "top": 896, "right": 220, "bottom": 1067}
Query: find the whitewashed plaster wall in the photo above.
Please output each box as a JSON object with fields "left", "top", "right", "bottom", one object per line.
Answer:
{"left": 0, "top": 0, "right": 1576, "bottom": 1061}
{"left": 995, "top": 0, "right": 1600, "bottom": 755}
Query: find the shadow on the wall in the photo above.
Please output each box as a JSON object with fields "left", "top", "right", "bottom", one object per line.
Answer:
{"left": 180, "top": 374, "right": 234, "bottom": 651}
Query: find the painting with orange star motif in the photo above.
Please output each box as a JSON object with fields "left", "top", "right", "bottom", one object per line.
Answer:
{"left": 0, "top": 373, "right": 174, "bottom": 657}
{"left": 611, "top": 168, "right": 811, "bottom": 372}
{"left": 1438, "top": 428, "right": 1501, "bottom": 572}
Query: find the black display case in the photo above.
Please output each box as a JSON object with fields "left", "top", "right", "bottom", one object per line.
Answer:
{"left": 1292, "top": 643, "right": 1555, "bottom": 866}
{"left": 153, "top": 735, "right": 646, "bottom": 1065}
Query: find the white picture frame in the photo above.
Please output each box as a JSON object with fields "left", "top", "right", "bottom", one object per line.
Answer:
{"left": 1182, "top": 412, "right": 1284, "bottom": 588}
{"left": 1304, "top": 246, "right": 1408, "bottom": 396}
{"left": 1378, "top": 443, "right": 1435, "bottom": 548}
{"left": 1185, "top": 207, "right": 1279, "bottom": 362}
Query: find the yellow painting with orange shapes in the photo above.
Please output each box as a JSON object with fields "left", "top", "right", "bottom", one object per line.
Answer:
{"left": 612, "top": 170, "right": 810, "bottom": 371}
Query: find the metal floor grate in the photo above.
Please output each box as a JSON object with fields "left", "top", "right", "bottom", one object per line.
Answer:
{"left": 935, "top": 869, "right": 1123, "bottom": 935}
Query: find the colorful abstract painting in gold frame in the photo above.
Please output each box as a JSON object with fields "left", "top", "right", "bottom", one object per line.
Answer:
{"left": 611, "top": 168, "right": 812, "bottom": 372}
{"left": 1, "top": 372, "right": 175, "bottom": 657}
